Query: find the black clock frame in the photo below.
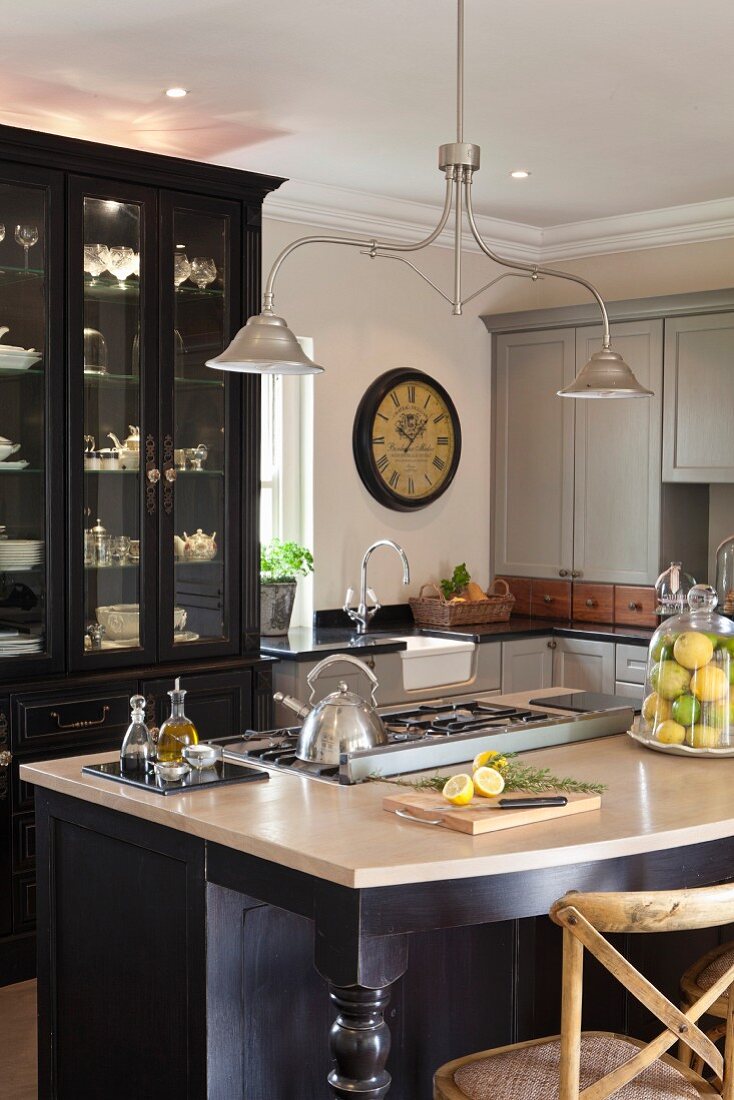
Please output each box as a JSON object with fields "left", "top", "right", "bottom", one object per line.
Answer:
{"left": 352, "top": 368, "right": 462, "bottom": 512}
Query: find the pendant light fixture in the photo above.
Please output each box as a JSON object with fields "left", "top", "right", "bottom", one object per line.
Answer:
{"left": 208, "top": 1, "right": 652, "bottom": 399}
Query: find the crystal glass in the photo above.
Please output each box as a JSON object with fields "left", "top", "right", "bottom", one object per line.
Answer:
{"left": 83, "top": 327, "right": 108, "bottom": 376}
{"left": 106, "top": 246, "right": 136, "bottom": 288}
{"left": 173, "top": 253, "right": 191, "bottom": 288}
{"left": 191, "top": 443, "right": 208, "bottom": 471}
{"left": 15, "top": 223, "right": 39, "bottom": 271}
{"left": 655, "top": 562, "right": 695, "bottom": 619}
{"left": 110, "top": 535, "right": 131, "bottom": 564}
{"left": 189, "top": 256, "right": 217, "bottom": 290}
{"left": 83, "top": 244, "right": 109, "bottom": 284}
{"left": 634, "top": 585, "right": 734, "bottom": 754}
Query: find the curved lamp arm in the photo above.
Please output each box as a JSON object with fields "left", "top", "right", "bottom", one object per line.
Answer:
{"left": 463, "top": 178, "right": 611, "bottom": 348}
{"left": 262, "top": 177, "right": 454, "bottom": 313}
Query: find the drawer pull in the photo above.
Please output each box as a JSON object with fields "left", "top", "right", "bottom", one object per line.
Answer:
{"left": 49, "top": 705, "right": 110, "bottom": 731}
{"left": 586, "top": 598, "right": 596, "bottom": 608}
{"left": 628, "top": 601, "right": 641, "bottom": 612}
{"left": 543, "top": 594, "right": 553, "bottom": 604}
{"left": 547, "top": 640, "right": 557, "bottom": 650}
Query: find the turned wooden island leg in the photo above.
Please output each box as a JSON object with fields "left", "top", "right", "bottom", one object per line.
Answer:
{"left": 327, "top": 983, "right": 394, "bottom": 1098}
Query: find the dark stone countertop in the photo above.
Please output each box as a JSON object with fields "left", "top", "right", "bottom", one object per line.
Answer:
{"left": 260, "top": 616, "right": 654, "bottom": 662}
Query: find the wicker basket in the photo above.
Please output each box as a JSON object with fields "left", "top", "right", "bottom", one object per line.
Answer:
{"left": 409, "top": 578, "right": 515, "bottom": 627}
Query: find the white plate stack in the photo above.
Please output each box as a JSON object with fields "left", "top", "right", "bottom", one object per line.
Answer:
{"left": 0, "top": 631, "right": 44, "bottom": 656}
{"left": 0, "top": 539, "right": 44, "bottom": 570}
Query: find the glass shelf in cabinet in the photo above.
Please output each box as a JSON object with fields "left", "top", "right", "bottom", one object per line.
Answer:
{"left": 0, "top": 365, "right": 44, "bottom": 379}
{"left": 83, "top": 371, "right": 139, "bottom": 385}
{"left": 0, "top": 467, "right": 43, "bottom": 474}
{"left": 83, "top": 468, "right": 140, "bottom": 475}
{"left": 0, "top": 265, "right": 44, "bottom": 288}
{"left": 84, "top": 562, "right": 139, "bottom": 570}
{"left": 83, "top": 277, "right": 139, "bottom": 301}
{"left": 175, "top": 285, "right": 224, "bottom": 300}
{"left": 173, "top": 375, "right": 224, "bottom": 388}
{"left": 175, "top": 468, "right": 223, "bottom": 477}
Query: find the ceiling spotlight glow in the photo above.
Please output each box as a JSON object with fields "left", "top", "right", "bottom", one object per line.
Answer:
{"left": 510, "top": 169, "right": 530, "bottom": 179}
{"left": 165, "top": 87, "right": 188, "bottom": 99}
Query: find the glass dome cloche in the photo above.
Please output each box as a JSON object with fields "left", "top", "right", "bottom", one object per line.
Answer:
{"left": 632, "top": 584, "right": 734, "bottom": 756}
{"left": 654, "top": 561, "right": 695, "bottom": 618}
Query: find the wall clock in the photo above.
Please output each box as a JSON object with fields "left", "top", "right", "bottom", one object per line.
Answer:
{"left": 352, "top": 369, "right": 462, "bottom": 511}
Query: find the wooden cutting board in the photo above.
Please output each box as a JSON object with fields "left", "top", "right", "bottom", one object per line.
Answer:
{"left": 382, "top": 789, "right": 601, "bottom": 835}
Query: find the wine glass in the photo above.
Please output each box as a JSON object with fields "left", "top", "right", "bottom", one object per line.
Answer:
{"left": 190, "top": 257, "right": 217, "bottom": 290}
{"left": 15, "top": 224, "right": 39, "bottom": 272}
{"left": 83, "top": 244, "right": 109, "bottom": 285}
{"left": 106, "top": 246, "right": 136, "bottom": 289}
{"left": 173, "top": 253, "right": 191, "bottom": 288}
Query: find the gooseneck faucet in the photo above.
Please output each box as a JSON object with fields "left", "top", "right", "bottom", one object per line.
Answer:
{"left": 343, "top": 540, "right": 411, "bottom": 634}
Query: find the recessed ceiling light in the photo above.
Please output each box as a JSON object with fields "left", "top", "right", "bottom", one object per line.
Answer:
{"left": 510, "top": 170, "right": 531, "bottom": 179}
{"left": 165, "top": 87, "right": 188, "bottom": 99}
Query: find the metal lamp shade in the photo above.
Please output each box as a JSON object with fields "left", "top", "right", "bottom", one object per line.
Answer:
{"left": 557, "top": 347, "right": 653, "bottom": 399}
{"left": 206, "top": 313, "right": 325, "bottom": 376}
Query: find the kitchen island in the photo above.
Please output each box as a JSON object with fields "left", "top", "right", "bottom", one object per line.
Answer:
{"left": 23, "top": 688, "right": 734, "bottom": 1099}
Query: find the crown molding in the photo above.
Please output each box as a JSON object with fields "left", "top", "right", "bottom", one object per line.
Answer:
{"left": 264, "top": 180, "right": 734, "bottom": 263}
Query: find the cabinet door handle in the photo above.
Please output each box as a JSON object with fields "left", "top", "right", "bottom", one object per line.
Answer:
{"left": 0, "top": 749, "right": 11, "bottom": 768}
{"left": 147, "top": 468, "right": 161, "bottom": 484}
{"left": 586, "top": 598, "right": 596, "bottom": 608}
{"left": 547, "top": 640, "right": 557, "bottom": 649}
{"left": 628, "top": 601, "right": 641, "bottom": 612}
{"left": 145, "top": 433, "right": 158, "bottom": 515}
{"left": 50, "top": 705, "right": 110, "bottom": 731}
{"left": 164, "top": 468, "right": 177, "bottom": 483}
{"left": 571, "top": 570, "right": 582, "bottom": 579}
{"left": 558, "top": 569, "right": 569, "bottom": 578}
{"left": 543, "top": 594, "right": 553, "bottom": 604}
{"left": 162, "top": 433, "right": 175, "bottom": 515}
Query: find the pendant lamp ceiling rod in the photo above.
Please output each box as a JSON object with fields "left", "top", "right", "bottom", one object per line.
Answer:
{"left": 207, "top": 1, "right": 652, "bottom": 397}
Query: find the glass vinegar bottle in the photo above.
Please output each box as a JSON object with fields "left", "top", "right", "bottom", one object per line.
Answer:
{"left": 156, "top": 679, "right": 198, "bottom": 763}
{"left": 120, "top": 694, "right": 153, "bottom": 773}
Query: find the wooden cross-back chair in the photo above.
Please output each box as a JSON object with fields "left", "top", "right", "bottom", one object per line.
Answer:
{"left": 434, "top": 883, "right": 734, "bottom": 1100}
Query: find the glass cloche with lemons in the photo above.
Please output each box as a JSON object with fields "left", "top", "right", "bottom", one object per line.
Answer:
{"left": 632, "top": 584, "right": 734, "bottom": 755}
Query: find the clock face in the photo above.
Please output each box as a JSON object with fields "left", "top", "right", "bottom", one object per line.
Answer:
{"left": 353, "top": 370, "right": 461, "bottom": 511}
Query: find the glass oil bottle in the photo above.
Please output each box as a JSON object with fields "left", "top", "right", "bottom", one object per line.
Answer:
{"left": 156, "top": 678, "right": 198, "bottom": 763}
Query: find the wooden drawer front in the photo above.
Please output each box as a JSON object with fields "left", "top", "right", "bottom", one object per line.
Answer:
{"left": 530, "top": 580, "right": 571, "bottom": 620}
{"left": 12, "top": 812, "right": 35, "bottom": 871}
{"left": 12, "top": 684, "right": 135, "bottom": 752}
{"left": 615, "top": 643, "right": 648, "bottom": 685}
{"left": 614, "top": 587, "right": 657, "bottom": 628}
{"left": 572, "top": 583, "right": 614, "bottom": 624}
{"left": 13, "top": 870, "right": 36, "bottom": 931}
{"left": 497, "top": 576, "right": 532, "bottom": 617}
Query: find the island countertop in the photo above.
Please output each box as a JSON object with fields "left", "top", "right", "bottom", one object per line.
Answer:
{"left": 20, "top": 688, "right": 732, "bottom": 890}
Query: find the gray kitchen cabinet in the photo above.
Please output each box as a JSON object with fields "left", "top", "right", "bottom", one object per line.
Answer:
{"left": 494, "top": 322, "right": 663, "bottom": 585}
{"left": 573, "top": 321, "right": 663, "bottom": 584}
{"left": 552, "top": 638, "right": 615, "bottom": 693}
{"left": 663, "top": 312, "right": 734, "bottom": 482}
{"left": 501, "top": 637, "right": 554, "bottom": 694}
{"left": 493, "top": 329, "right": 576, "bottom": 578}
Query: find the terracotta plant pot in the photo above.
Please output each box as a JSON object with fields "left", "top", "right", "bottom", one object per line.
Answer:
{"left": 260, "top": 581, "right": 297, "bottom": 636}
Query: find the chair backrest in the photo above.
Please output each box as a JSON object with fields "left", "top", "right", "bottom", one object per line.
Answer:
{"left": 549, "top": 884, "right": 734, "bottom": 1100}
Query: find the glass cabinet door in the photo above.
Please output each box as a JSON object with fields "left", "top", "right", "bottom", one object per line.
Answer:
{"left": 158, "top": 193, "right": 241, "bottom": 660}
{"left": 0, "top": 165, "right": 63, "bottom": 676}
{"left": 68, "top": 178, "right": 157, "bottom": 668}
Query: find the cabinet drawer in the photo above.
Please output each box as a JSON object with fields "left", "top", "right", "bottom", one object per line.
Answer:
{"left": 12, "top": 684, "right": 135, "bottom": 752}
{"left": 496, "top": 576, "right": 532, "bottom": 617}
{"left": 12, "top": 740, "right": 120, "bottom": 812}
{"left": 12, "top": 812, "right": 35, "bottom": 871}
{"left": 531, "top": 580, "right": 571, "bottom": 620}
{"left": 614, "top": 587, "right": 656, "bottom": 628}
{"left": 13, "top": 870, "right": 36, "bottom": 931}
{"left": 616, "top": 644, "right": 648, "bottom": 685}
{"left": 572, "top": 583, "right": 614, "bottom": 624}
{"left": 615, "top": 680, "right": 644, "bottom": 704}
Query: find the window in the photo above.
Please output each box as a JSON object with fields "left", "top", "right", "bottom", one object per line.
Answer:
{"left": 260, "top": 338, "right": 314, "bottom": 626}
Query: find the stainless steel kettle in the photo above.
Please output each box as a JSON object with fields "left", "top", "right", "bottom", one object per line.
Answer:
{"left": 274, "top": 653, "right": 387, "bottom": 766}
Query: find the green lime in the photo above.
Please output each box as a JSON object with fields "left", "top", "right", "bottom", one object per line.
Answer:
{"left": 651, "top": 633, "right": 677, "bottom": 662}
{"left": 671, "top": 693, "right": 701, "bottom": 727}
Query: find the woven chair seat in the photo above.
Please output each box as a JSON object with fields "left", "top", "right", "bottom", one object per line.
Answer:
{"left": 452, "top": 1033, "right": 702, "bottom": 1100}
{"left": 696, "top": 946, "right": 734, "bottom": 995}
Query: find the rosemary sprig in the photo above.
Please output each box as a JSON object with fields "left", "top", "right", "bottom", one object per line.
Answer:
{"left": 370, "top": 753, "right": 606, "bottom": 797}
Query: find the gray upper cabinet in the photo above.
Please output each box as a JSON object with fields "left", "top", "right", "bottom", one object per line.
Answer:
{"left": 663, "top": 313, "right": 734, "bottom": 482}
{"left": 494, "top": 329, "right": 576, "bottom": 579}
{"left": 493, "top": 320, "right": 663, "bottom": 586}
{"left": 573, "top": 321, "right": 663, "bottom": 584}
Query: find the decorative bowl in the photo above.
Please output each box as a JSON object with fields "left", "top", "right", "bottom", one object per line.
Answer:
{"left": 182, "top": 743, "right": 222, "bottom": 770}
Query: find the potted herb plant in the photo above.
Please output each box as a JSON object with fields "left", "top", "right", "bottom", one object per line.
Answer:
{"left": 260, "top": 539, "right": 314, "bottom": 636}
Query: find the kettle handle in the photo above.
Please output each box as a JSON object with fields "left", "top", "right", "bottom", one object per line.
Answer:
{"left": 306, "top": 653, "right": 379, "bottom": 707}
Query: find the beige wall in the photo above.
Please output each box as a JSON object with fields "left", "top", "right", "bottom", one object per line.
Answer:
{"left": 262, "top": 213, "right": 734, "bottom": 610}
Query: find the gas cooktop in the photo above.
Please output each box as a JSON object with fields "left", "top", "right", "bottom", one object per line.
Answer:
{"left": 213, "top": 698, "right": 634, "bottom": 786}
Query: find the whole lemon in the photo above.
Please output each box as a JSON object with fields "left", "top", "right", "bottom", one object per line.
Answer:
{"left": 651, "top": 660, "right": 691, "bottom": 700}
{"left": 654, "top": 719, "right": 686, "bottom": 745}
{"left": 673, "top": 631, "right": 714, "bottom": 671}
{"left": 642, "top": 692, "right": 672, "bottom": 724}
{"left": 690, "top": 664, "right": 728, "bottom": 702}
{"left": 689, "top": 724, "right": 722, "bottom": 749}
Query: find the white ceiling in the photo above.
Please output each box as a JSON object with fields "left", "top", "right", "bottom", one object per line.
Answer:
{"left": 4, "top": 0, "right": 734, "bottom": 232}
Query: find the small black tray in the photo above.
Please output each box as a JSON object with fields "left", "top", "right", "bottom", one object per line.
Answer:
{"left": 82, "top": 759, "right": 269, "bottom": 796}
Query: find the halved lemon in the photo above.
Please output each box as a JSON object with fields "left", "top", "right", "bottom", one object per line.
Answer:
{"left": 472, "top": 749, "right": 502, "bottom": 771}
{"left": 442, "top": 773, "right": 474, "bottom": 805}
{"left": 473, "top": 766, "right": 506, "bottom": 798}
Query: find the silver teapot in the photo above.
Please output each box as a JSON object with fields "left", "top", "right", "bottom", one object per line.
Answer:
{"left": 274, "top": 654, "right": 387, "bottom": 766}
